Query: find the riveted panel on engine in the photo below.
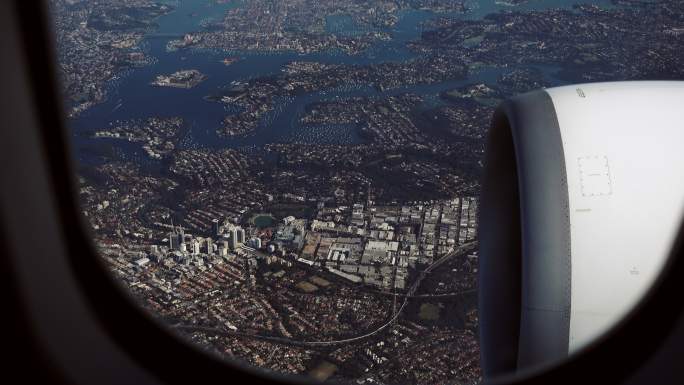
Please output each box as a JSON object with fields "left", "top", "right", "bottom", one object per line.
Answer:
{"left": 578, "top": 156, "right": 613, "bottom": 197}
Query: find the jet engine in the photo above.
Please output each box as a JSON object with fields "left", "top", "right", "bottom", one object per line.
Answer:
{"left": 479, "top": 81, "right": 684, "bottom": 378}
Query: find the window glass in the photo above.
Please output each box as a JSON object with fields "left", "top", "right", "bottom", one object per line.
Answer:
{"left": 48, "top": 0, "right": 682, "bottom": 383}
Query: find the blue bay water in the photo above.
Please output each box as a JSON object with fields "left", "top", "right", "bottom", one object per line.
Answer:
{"left": 69, "top": 0, "right": 615, "bottom": 164}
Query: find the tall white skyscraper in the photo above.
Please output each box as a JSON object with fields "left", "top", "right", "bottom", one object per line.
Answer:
{"left": 206, "top": 238, "right": 214, "bottom": 255}
{"left": 229, "top": 228, "right": 239, "bottom": 250}
{"left": 212, "top": 219, "right": 221, "bottom": 235}
{"left": 169, "top": 231, "right": 180, "bottom": 250}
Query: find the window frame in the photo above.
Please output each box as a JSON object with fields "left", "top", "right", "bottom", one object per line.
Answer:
{"left": 11, "top": 1, "right": 684, "bottom": 384}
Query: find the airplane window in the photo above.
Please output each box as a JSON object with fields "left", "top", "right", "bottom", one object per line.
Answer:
{"left": 47, "top": 0, "right": 682, "bottom": 383}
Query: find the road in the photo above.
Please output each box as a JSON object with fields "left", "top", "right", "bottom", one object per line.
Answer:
{"left": 173, "top": 241, "right": 478, "bottom": 347}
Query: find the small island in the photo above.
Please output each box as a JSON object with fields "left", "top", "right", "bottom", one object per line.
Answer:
{"left": 221, "top": 57, "right": 242, "bottom": 66}
{"left": 150, "top": 69, "right": 207, "bottom": 89}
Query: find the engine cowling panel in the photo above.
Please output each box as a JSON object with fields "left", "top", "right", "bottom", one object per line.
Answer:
{"left": 479, "top": 81, "right": 684, "bottom": 378}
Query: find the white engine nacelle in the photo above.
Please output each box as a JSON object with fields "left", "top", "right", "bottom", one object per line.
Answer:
{"left": 479, "top": 81, "right": 684, "bottom": 377}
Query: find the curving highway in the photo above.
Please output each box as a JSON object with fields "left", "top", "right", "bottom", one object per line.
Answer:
{"left": 173, "top": 241, "right": 478, "bottom": 347}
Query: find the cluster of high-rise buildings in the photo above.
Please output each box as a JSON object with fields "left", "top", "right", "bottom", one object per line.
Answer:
{"left": 166, "top": 221, "right": 248, "bottom": 258}
{"left": 146, "top": 196, "right": 479, "bottom": 293}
